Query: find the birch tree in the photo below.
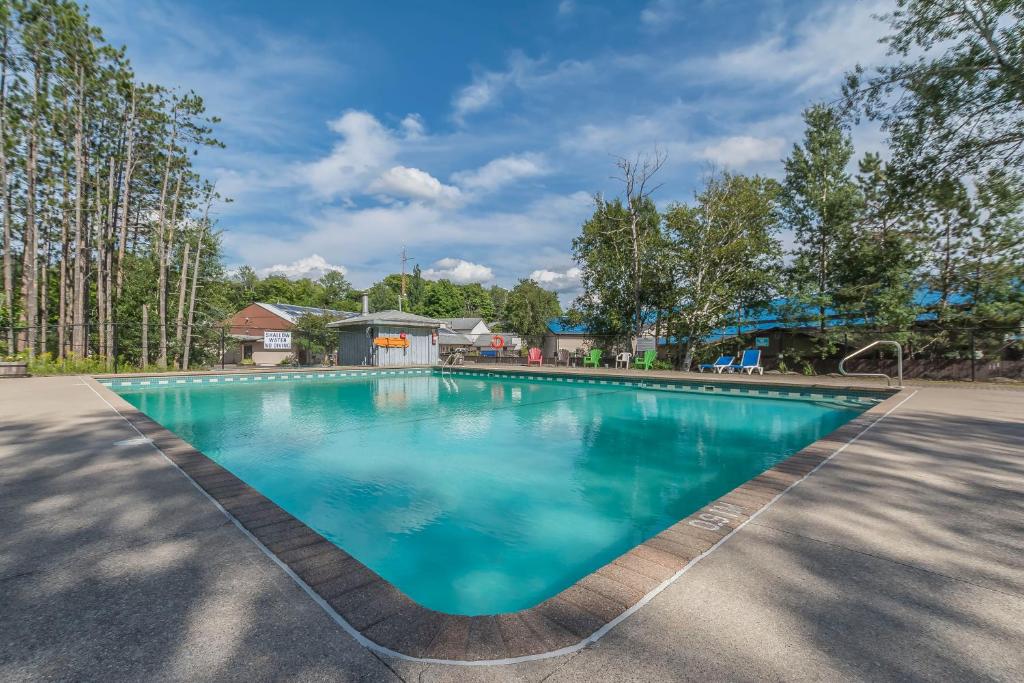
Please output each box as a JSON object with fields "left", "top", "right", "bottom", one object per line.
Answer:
{"left": 664, "top": 171, "right": 782, "bottom": 369}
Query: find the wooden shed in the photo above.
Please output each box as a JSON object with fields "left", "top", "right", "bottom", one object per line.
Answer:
{"left": 329, "top": 310, "right": 442, "bottom": 367}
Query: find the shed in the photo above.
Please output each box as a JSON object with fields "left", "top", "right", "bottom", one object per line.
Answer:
{"left": 329, "top": 310, "right": 442, "bottom": 367}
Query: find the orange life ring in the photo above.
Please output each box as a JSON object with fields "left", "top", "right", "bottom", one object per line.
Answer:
{"left": 490, "top": 335, "right": 505, "bottom": 349}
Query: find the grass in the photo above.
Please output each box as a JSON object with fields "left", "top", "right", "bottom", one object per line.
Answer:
{"left": 12, "top": 352, "right": 205, "bottom": 376}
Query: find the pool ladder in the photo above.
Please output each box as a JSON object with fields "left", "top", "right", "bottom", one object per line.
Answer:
{"left": 439, "top": 348, "right": 466, "bottom": 376}
{"left": 839, "top": 340, "right": 903, "bottom": 387}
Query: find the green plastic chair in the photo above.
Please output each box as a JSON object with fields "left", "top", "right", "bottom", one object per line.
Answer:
{"left": 633, "top": 349, "right": 656, "bottom": 370}
{"left": 582, "top": 349, "right": 603, "bottom": 368}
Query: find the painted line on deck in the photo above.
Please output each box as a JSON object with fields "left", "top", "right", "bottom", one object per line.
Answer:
{"left": 82, "top": 376, "right": 917, "bottom": 667}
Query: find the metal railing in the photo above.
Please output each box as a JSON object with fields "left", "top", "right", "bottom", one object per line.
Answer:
{"left": 439, "top": 348, "right": 467, "bottom": 375}
{"left": 839, "top": 340, "right": 903, "bottom": 387}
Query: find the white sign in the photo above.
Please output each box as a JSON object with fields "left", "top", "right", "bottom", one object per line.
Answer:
{"left": 263, "top": 330, "right": 292, "bottom": 350}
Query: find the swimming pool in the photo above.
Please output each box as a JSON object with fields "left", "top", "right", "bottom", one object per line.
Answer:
{"left": 109, "top": 369, "right": 878, "bottom": 616}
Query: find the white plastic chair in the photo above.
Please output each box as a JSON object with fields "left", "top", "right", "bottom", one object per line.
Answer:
{"left": 615, "top": 352, "right": 632, "bottom": 368}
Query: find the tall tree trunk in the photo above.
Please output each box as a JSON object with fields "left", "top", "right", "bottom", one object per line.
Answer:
{"left": 0, "top": 28, "right": 11, "bottom": 353}
{"left": 141, "top": 303, "right": 148, "bottom": 368}
{"left": 95, "top": 166, "right": 106, "bottom": 360}
{"left": 174, "top": 240, "right": 190, "bottom": 364}
{"left": 39, "top": 236, "right": 49, "bottom": 352}
{"left": 182, "top": 230, "right": 203, "bottom": 371}
{"left": 72, "top": 65, "right": 88, "bottom": 357}
{"left": 19, "top": 61, "right": 42, "bottom": 359}
{"left": 57, "top": 185, "right": 69, "bottom": 359}
{"left": 158, "top": 173, "right": 182, "bottom": 367}
{"left": 104, "top": 155, "right": 116, "bottom": 367}
{"left": 154, "top": 101, "right": 179, "bottom": 368}
{"left": 115, "top": 86, "right": 135, "bottom": 301}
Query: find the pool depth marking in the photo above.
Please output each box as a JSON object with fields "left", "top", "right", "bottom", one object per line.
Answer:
{"left": 84, "top": 373, "right": 908, "bottom": 665}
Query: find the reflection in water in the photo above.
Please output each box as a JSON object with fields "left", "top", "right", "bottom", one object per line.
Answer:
{"left": 115, "top": 374, "right": 866, "bottom": 615}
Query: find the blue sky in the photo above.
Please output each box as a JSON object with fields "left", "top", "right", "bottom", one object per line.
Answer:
{"left": 89, "top": 0, "right": 893, "bottom": 300}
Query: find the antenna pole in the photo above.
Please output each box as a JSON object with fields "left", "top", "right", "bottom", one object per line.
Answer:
{"left": 400, "top": 246, "right": 411, "bottom": 312}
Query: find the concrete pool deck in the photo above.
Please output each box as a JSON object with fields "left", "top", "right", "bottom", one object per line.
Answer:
{"left": 2, "top": 371, "right": 1022, "bottom": 681}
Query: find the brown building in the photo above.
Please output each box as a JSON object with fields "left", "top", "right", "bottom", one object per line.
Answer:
{"left": 224, "top": 303, "right": 353, "bottom": 366}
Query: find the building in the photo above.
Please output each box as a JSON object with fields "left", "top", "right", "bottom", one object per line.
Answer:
{"left": 541, "top": 320, "right": 648, "bottom": 360}
{"left": 438, "top": 328, "right": 473, "bottom": 356}
{"left": 224, "top": 302, "right": 355, "bottom": 366}
{"left": 438, "top": 318, "right": 492, "bottom": 343}
{"left": 330, "top": 309, "right": 443, "bottom": 367}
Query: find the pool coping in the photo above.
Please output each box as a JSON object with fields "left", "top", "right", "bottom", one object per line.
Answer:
{"left": 84, "top": 372, "right": 907, "bottom": 664}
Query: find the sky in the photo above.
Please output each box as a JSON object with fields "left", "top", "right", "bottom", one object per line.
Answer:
{"left": 88, "top": 0, "right": 895, "bottom": 302}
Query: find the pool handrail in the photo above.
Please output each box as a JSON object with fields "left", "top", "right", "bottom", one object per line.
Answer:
{"left": 839, "top": 340, "right": 903, "bottom": 387}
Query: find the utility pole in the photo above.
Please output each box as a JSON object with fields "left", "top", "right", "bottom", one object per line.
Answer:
{"left": 400, "top": 245, "right": 411, "bottom": 312}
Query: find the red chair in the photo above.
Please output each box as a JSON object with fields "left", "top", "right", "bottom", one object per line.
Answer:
{"left": 527, "top": 347, "right": 543, "bottom": 366}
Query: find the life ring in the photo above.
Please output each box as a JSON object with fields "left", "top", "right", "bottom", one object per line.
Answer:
{"left": 490, "top": 335, "right": 505, "bottom": 349}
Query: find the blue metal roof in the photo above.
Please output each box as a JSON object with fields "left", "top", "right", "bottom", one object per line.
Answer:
{"left": 547, "top": 319, "right": 591, "bottom": 334}
{"left": 555, "top": 289, "right": 979, "bottom": 339}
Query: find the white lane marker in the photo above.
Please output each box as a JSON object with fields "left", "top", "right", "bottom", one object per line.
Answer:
{"left": 113, "top": 436, "right": 152, "bottom": 447}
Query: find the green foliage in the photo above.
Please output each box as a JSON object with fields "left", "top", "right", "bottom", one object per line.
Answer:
{"left": 780, "top": 104, "right": 862, "bottom": 339}
{"left": 420, "top": 279, "right": 464, "bottom": 318}
{"left": 663, "top": 171, "right": 782, "bottom": 369}
{"left": 504, "top": 279, "right": 561, "bottom": 346}
{"left": 833, "top": 152, "right": 922, "bottom": 337}
{"left": 844, "top": 0, "right": 1024, "bottom": 177}
{"left": 26, "top": 352, "right": 138, "bottom": 376}
{"left": 572, "top": 196, "right": 667, "bottom": 345}
{"left": 367, "top": 280, "right": 400, "bottom": 312}
{"left": 293, "top": 313, "right": 337, "bottom": 356}
{"left": 459, "top": 283, "right": 495, "bottom": 320}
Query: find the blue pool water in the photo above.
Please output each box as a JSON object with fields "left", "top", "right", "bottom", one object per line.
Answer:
{"left": 113, "top": 372, "right": 872, "bottom": 615}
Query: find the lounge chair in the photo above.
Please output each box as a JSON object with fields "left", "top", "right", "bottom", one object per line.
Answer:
{"left": 738, "top": 349, "right": 763, "bottom": 375}
{"left": 698, "top": 355, "right": 735, "bottom": 373}
{"left": 614, "top": 352, "right": 632, "bottom": 368}
{"left": 526, "top": 347, "right": 543, "bottom": 366}
{"left": 633, "top": 349, "right": 656, "bottom": 370}
{"left": 556, "top": 349, "right": 572, "bottom": 366}
{"left": 582, "top": 349, "right": 603, "bottom": 368}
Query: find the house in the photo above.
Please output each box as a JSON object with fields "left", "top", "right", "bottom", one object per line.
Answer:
{"left": 438, "top": 328, "right": 474, "bottom": 356}
{"left": 439, "top": 317, "right": 491, "bottom": 343}
{"left": 330, "top": 309, "right": 443, "bottom": 367}
{"left": 541, "top": 319, "right": 651, "bottom": 361}
{"left": 224, "top": 302, "right": 355, "bottom": 366}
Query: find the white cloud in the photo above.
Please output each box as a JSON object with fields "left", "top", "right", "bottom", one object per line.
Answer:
{"left": 701, "top": 135, "right": 785, "bottom": 167}
{"left": 558, "top": 1, "right": 575, "bottom": 16}
{"left": 369, "top": 166, "right": 462, "bottom": 204}
{"left": 423, "top": 258, "right": 495, "bottom": 284}
{"left": 226, "top": 191, "right": 594, "bottom": 289}
{"left": 257, "top": 254, "right": 346, "bottom": 280}
{"left": 451, "top": 53, "right": 594, "bottom": 123}
{"left": 451, "top": 153, "right": 549, "bottom": 193}
{"left": 298, "top": 110, "right": 399, "bottom": 199}
{"left": 680, "top": 0, "right": 891, "bottom": 92}
{"left": 452, "top": 71, "right": 511, "bottom": 123}
{"left": 529, "top": 267, "right": 582, "bottom": 293}
{"left": 640, "top": 0, "right": 682, "bottom": 30}
{"left": 400, "top": 114, "right": 426, "bottom": 139}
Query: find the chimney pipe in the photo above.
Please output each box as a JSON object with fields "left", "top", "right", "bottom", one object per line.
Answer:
{"left": 361, "top": 293, "right": 369, "bottom": 315}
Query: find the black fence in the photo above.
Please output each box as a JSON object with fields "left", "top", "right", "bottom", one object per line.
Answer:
{"left": 0, "top": 322, "right": 341, "bottom": 372}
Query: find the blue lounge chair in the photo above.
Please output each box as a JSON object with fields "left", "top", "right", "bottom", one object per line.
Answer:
{"left": 738, "top": 349, "right": 763, "bottom": 375}
{"left": 698, "top": 355, "right": 734, "bottom": 373}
